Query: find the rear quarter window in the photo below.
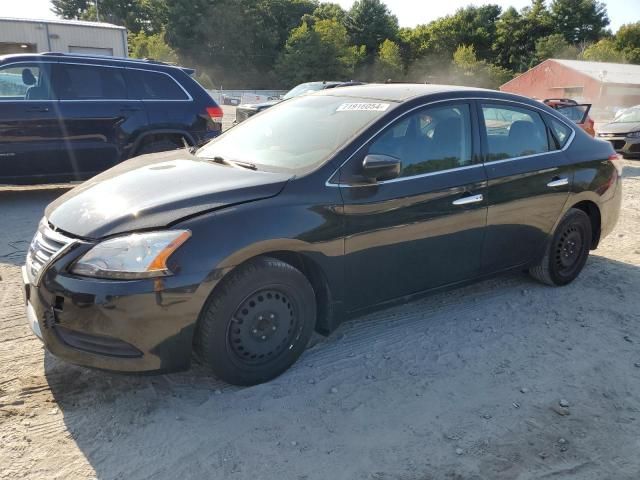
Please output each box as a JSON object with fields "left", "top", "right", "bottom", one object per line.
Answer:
{"left": 548, "top": 117, "right": 572, "bottom": 148}
{"left": 126, "top": 69, "right": 189, "bottom": 100}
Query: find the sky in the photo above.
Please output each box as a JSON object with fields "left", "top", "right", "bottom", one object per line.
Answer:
{"left": 2, "top": 0, "right": 639, "bottom": 32}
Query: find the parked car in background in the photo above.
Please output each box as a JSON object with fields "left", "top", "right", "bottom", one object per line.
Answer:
{"left": 543, "top": 98, "right": 595, "bottom": 136}
{"left": 597, "top": 106, "right": 640, "bottom": 159}
{"left": 235, "top": 80, "right": 364, "bottom": 123}
{"left": 0, "top": 52, "right": 223, "bottom": 184}
{"left": 23, "top": 85, "right": 621, "bottom": 386}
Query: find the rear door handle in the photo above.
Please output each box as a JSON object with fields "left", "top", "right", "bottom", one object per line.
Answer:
{"left": 452, "top": 193, "right": 483, "bottom": 206}
{"left": 547, "top": 177, "right": 569, "bottom": 188}
{"left": 120, "top": 106, "right": 141, "bottom": 112}
{"left": 26, "top": 106, "right": 49, "bottom": 113}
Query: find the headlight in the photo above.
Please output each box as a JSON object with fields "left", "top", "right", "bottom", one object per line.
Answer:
{"left": 71, "top": 230, "right": 191, "bottom": 279}
{"left": 626, "top": 131, "right": 640, "bottom": 138}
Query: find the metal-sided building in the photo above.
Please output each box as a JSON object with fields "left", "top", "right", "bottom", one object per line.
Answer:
{"left": 500, "top": 59, "right": 640, "bottom": 109}
{"left": 0, "top": 17, "right": 127, "bottom": 57}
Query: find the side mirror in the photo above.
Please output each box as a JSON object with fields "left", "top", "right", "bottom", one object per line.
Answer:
{"left": 362, "top": 154, "right": 401, "bottom": 182}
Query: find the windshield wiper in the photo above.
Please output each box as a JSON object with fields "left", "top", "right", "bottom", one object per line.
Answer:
{"left": 207, "top": 156, "right": 257, "bottom": 171}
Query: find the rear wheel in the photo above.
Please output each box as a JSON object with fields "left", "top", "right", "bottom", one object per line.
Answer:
{"left": 529, "top": 208, "right": 592, "bottom": 286}
{"left": 195, "top": 257, "right": 316, "bottom": 386}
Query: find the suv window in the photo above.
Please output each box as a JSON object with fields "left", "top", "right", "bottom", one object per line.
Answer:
{"left": 369, "top": 103, "right": 473, "bottom": 177}
{"left": 53, "top": 64, "right": 127, "bottom": 100}
{"left": 0, "top": 63, "right": 52, "bottom": 100}
{"left": 126, "top": 69, "right": 188, "bottom": 100}
{"left": 481, "top": 104, "right": 549, "bottom": 161}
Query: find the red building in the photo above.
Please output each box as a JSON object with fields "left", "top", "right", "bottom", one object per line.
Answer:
{"left": 500, "top": 59, "right": 640, "bottom": 116}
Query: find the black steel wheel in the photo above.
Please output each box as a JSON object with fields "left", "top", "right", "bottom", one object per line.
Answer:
{"left": 195, "top": 257, "right": 316, "bottom": 386}
{"left": 530, "top": 208, "right": 592, "bottom": 286}
{"left": 228, "top": 289, "right": 301, "bottom": 365}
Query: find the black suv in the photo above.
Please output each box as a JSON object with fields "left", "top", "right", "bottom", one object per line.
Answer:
{"left": 0, "top": 53, "right": 223, "bottom": 184}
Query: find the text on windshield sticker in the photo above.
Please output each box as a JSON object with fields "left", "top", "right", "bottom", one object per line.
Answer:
{"left": 337, "top": 103, "right": 390, "bottom": 112}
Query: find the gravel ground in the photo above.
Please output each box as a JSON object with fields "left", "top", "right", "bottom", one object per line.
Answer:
{"left": 1, "top": 160, "right": 639, "bottom": 480}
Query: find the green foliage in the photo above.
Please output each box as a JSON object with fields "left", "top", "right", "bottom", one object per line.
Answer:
{"left": 615, "top": 22, "right": 640, "bottom": 64}
{"left": 128, "top": 31, "right": 177, "bottom": 63}
{"left": 53, "top": 0, "right": 168, "bottom": 33}
{"left": 550, "top": 0, "right": 610, "bottom": 45}
{"left": 374, "top": 39, "right": 403, "bottom": 81}
{"left": 536, "top": 34, "right": 579, "bottom": 61}
{"left": 451, "top": 45, "right": 513, "bottom": 89}
{"left": 344, "top": 0, "right": 399, "bottom": 60}
{"left": 581, "top": 38, "right": 626, "bottom": 62}
{"left": 312, "top": 2, "right": 346, "bottom": 22}
{"left": 276, "top": 18, "right": 363, "bottom": 86}
{"left": 53, "top": 0, "right": 631, "bottom": 88}
{"left": 493, "top": 1, "right": 553, "bottom": 71}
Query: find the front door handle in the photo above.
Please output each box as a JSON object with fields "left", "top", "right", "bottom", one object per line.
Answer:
{"left": 452, "top": 193, "right": 483, "bottom": 206}
{"left": 547, "top": 177, "right": 569, "bottom": 188}
{"left": 26, "top": 106, "right": 49, "bottom": 113}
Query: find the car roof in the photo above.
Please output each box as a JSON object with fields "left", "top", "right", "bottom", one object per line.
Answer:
{"left": 0, "top": 52, "right": 194, "bottom": 74}
{"left": 313, "top": 83, "right": 499, "bottom": 103}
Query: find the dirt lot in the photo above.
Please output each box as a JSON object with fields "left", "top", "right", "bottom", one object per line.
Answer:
{"left": 1, "top": 160, "right": 639, "bottom": 480}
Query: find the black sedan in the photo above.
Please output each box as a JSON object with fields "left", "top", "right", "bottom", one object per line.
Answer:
{"left": 24, "top": 84, "right": 622, "bottom": 385}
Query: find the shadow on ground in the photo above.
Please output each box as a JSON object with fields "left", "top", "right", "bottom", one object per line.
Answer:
{"left": 44, "top": 255, "right": 640, "bottom": 480}
{"left": 0, "top": 189, "right": 69, "bottom": 266}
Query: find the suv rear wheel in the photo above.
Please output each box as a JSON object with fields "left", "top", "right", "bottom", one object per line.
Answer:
{"left": 529, "top": 208, "right": 592, "bottom": 286}
{"left": 136, "top": 138, "right": 182, "bottom": 156}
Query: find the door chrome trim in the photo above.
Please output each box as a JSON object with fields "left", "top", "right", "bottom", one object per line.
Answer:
{"left": 325, "top": 96, "right": 577, "bottom": 188}
{"left": 547, "top": 177, "right": 569, "bottom": 187}
{"left": 452, "top": 194, "right": 484, "bottom": 206}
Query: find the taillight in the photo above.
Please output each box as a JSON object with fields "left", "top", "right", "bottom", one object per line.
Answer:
{"left": 608, "top": 152, "right": 623, "bottom": 176}
{"left": 206, "top": 106, "right": 223, "bottom": 122}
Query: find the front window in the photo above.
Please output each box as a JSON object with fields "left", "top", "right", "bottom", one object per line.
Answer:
{"left": 612, "top": 108, "right": 640, "bottom": 123}
{"left": 0, "top": 63, "right": 52, "bottom": 100}
{"left": 197, "top": 95, "right": 394, "bottom": 173}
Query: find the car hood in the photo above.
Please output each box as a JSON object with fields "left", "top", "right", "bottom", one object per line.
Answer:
{"left": 239, "top": 100, "right": 280, "bottom": 110}
{"left": 45, "top": 149, "right": 292, "bottom": 240}
{"left": 599, "top": 121, "right": 640, "bottom": 134}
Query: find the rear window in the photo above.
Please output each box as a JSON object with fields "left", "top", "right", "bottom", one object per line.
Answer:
{"left": 126, "top": 69, "right": 189, "bottom": 100}
{"left": 53, "top": 64, "right": 127, "bottom": 100}
{"left": 548, "top": 117, "right": 572, "bottom": 148}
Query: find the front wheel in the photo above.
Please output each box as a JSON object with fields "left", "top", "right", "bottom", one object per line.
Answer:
{"left": 529, "top": 208, "right": 592, "bottom": 286}
{"left": 195, "top": 257, "right": 316, "bottom": 386}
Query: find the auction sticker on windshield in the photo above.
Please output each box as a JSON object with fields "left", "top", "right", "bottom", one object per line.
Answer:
{"left": 337, "top": 103, "right": 390, "bottom": 112}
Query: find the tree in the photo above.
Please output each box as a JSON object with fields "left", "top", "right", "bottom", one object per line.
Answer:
{"left": 615, "top": 22, "right": 640, "bottom": 64}
{"left": 276, "top": 18, "right": 364, "bottom": 86}
{"left": 129, "top": 31, "right": 177, "bottom": 63}
{"left": 581, "top": 39, "right": 626, "bottom": 63}
{"left": 421, "top": 5, "right": 502, "bottom": 62}
{"left": 52, "top": 0, "right": 168, "bottom": 33}
{"left": 344, "top": 0, "right": 399, "bottom": 60}
{"left": 536, "top": 33, "right": 579, "bottom": 61}
{"left": 451, "top": 44, "right": 512, "bottom": 88}
{"left": 550, "top": 0, "right": 609, "bottom": 46}
{"left": 312, "top": 2, "right": 346, "bottom": 22}
{"left": 374, "top": 39, "right": 403, "bottom": 80}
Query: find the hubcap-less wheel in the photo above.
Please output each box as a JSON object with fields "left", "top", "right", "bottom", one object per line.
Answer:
{"left": 556, "top": 226, "right": 583, "bottom": 273}
{"left": 228, "top": 289, "right": 299, "bottom": 364}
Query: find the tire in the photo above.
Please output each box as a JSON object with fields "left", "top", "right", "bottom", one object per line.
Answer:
{"left": 195, "top": 257, "right": 316, "bottom": 386}
{"left": 529, "top": 208, "right": 592, "bottom": 286}
{"left": 137, "top": 139, "right": 181, "bottom": 155}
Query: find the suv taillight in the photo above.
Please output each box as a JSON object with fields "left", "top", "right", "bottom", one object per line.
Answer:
{"left": 206, "top": 106, "right": 223, "bottom": 122}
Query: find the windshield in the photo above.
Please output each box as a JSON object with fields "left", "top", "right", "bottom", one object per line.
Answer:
{"left": 282, "top": 82, "right": 327, "bottom": 100}
{"left": 197, "top": 95, "right": 394, "bottom": 173}
{"left": 613, "top": 108, "right": 640, "bottom": 123}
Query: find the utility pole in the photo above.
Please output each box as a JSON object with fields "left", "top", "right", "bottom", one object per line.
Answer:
{"left": 95, "top": 0, "right": 101, "bottom": 22}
